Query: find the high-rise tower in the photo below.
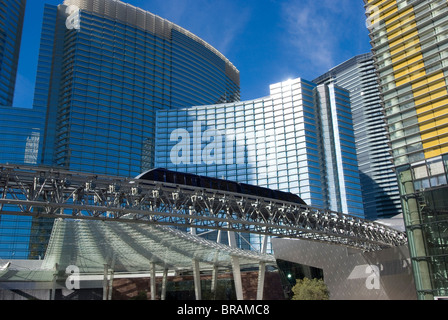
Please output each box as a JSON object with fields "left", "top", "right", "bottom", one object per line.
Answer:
{"left": 156, "top": 78, "right": 364, "bottom": 216}
{"left": 36, "top": 0, "right": 240, "bottom": 177}
{"left": 314, "top": 53, "right": 402, "bottom": 220}
{"left": 0, "top": 0, "right": 46, "bottom": 260}
{"left": 365, "top": 0, "right": 448, "bottom": 299}
{"left": 0, "top": 0, "right": 26, "bottom": 106}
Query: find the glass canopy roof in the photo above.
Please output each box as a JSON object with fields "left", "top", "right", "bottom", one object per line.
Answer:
{"left": 1, "top": 219, "right": 276, "bottom": 285}
{"left": 40, "top": 219, "right": 276, "bottom": 275}
{"left": 0, "top": 219, "right": 277, "bottom": 300}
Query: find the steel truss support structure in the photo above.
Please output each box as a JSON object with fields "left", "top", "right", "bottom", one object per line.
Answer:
{"left": 0, "top": 165, "right": 407, "bottom": 252}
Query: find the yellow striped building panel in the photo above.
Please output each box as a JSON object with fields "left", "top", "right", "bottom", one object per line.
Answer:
{"left": 384, "top": 7, "right": 413, "bottom": 26}
{"left": 366, "top": 0, "right": 448, "bottom": 160}
{"left": 387, "top": 21, "right": 417, "bottom": 40}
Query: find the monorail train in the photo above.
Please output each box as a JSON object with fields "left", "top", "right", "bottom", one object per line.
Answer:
{"left": 136, "top": 168, "right": 307, "bottom": 206}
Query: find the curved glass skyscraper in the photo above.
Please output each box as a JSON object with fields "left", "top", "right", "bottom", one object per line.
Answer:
{"left": 0, "top": 0, "right": 240, "bottom": 260}
{"left": 36, "top": 0, "right": 240, "bottom": 177}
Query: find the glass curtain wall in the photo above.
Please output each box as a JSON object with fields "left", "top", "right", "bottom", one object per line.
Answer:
{"left": 37, "top": 0, "right": 240, "bottom": 177}
{"left": 0, "top": 0, "right": 26, "bottom": 106}
{"left": 156, "top": 77, "right": 365, "bottom": 251}
{"left": 365, "top": 0, "right": 448, "bottom": 299}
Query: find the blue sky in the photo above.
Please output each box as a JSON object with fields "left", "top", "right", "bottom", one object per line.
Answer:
{"left": 13, "top": 0, "right": 372, "bottom": 107}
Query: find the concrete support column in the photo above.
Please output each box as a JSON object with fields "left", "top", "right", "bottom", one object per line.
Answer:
{"left": 161, "top": 268, "right": 168, "bottom": 300}
{"left": 227, "top": 229, "right": 243, "bottom": 300}
{"left": 103, "top": 263, "right": 115, "bottom": 300}
{"left": 192, "top": 259, "right": 201, "bottom": 300}
{"left": 51, "top": 263, "right": 57, "bottom": 300}
{"left": 257, "top": 262, "right": 266, "bottom": 300}
{"left": 231, "top": 256, "right": 243, "bottom": 300}
{"left": 257, "top": 234, "right": 268, "bottom": 300}
{"left": 108, "top": 269, "right": 114, "bottom": 300}
{"left": 150, "top": 262, "right": 156, "bottom": 300}
{"left": 103, "top": 264, "right": 109, "bottom": 300}
{"left": 211, "top": 264, "right": 218, "bottom": 299}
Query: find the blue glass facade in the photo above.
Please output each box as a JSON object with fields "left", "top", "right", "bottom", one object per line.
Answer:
{"left": 38, "top": 0, "right": 240, "bottom": 177}
{"left": 0, "top": 106, "right": 46, "bottom": 260}
{"left": 0, "top": 0, "right": 240, "bottom": 260}
{"left": 0, "top": 0, "right": 26, "bottom": 106}
{"left": 0, "top": 106, "right": 43, "bottom": 259}
{"left": 316, "top": 83, "right": 364, "bottom": 217}
{"left": 156, "top": 78, "right": 364, "bottom": 218}
{"left": 314, "top": 53, "right": 402, "bottom": 220}
{"left": 0, "top": 0, "right": 42, "bottom": 260}
{"left": 0, "top": 107, "right": 44, "bottom": 165}
{"left": 156, "top": 78, "right": 364, "bottom": 251}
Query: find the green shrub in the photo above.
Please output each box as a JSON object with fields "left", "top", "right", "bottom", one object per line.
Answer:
{"left": 291, "top": 278, "right": 329, "bottom": 300}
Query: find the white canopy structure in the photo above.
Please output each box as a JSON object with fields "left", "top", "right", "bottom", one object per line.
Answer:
{"left": 0, "top": 218, "right": 276, "bottom": 300}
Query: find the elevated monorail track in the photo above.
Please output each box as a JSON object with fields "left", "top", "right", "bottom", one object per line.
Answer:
{"left": 0, "top": 165, "right": 408, "bottom": 252}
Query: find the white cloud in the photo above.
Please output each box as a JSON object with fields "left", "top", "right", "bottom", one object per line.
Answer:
{"left": 281, "top": 0, "right": 365, "bottom": 77}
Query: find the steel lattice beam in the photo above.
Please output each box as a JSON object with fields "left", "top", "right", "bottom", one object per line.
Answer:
{"left": 0, "top": 165, "right": 408, "bottom": 251}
